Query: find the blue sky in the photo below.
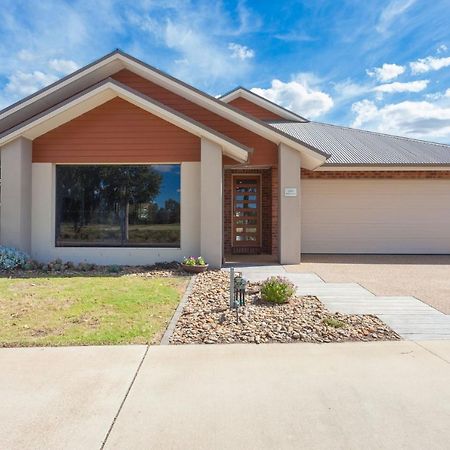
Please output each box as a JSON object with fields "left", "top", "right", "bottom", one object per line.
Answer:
{"left": 1, "top": 0, "right": 450, "bottom": 142}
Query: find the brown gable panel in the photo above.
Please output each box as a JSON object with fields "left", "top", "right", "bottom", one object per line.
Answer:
{"left": 111, "top": 70, "right": 278, "bottom": 165}
{"left": 33, "top": 97, "right": 200, "bottom": 163}
{"left": 227, "top": 96, "right": 284, "bottom": 121}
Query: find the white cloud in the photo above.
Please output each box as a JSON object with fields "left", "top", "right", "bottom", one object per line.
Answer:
{"left": 163, "top": 20, "right": 252, "bottom": 85}
{"left": 351, "top": 98, "right": 450, "bottom": 142}
{"left": 437, "top": 44, "right": 448, "bottom": 54}
{"left": 376, "top": 0, "right": 416, "bottom": 34}
{"left": 366, "top": 63, "right": 405, "bottom": 82}
{"left": 48, "top": 58, "right": 79, "bottom": 74}
{"left": 17, "top": 49, "right": 36, "bottom": 62}
{"left": 251, "top": 74, "right": 334, "bottom": 118}
{"left": 333, "top": 79, "right": 372, "bottom": 100}
{"left": 5, "top": 70, "right": 58, "bottom": 97}
{"left": 410, "top": 55, "right": 450, "bottom": 74}
{"left": 373, "top": 79, "right": 429, "bottom": 93}
{"left": 228, "top": 43, "right": 255, "bottom": 60}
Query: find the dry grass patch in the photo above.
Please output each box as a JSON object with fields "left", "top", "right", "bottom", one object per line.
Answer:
{"left": 0, "top": 276, "right": 188, "bottom": 347}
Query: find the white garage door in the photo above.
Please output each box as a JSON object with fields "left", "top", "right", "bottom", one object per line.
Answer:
{"left": 301, "top": 179, "right": 450, "bottom": 254}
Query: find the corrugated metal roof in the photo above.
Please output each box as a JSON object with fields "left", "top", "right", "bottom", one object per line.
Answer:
{"left": 267, "top": 120, "right": 450, "bottom": 166}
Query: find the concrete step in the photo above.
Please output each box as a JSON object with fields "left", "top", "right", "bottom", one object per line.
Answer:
{"left": 325, "top": 306, "right": 437, "bottom": 315}
{"left": 323, "top": 300, "right": 431, "bottom": 309}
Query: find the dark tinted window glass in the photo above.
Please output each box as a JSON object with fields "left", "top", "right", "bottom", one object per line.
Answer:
{"left": 55, "top": 165, "right": 180, "bottom": 247}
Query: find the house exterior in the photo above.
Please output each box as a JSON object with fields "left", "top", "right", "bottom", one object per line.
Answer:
{"left": 1, "top": 50, "right": 450, "bottom": 268}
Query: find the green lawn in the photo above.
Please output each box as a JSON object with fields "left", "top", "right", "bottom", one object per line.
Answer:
{"left": 0, "top": 276, "right": 188, "bottom": 347}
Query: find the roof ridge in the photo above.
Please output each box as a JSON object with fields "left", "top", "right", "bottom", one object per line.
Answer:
{"left": 219, "top": 86, "right": 309, "bottom": 122}
{"left": 0, "top": 49, "right": 122, "bottom": 118}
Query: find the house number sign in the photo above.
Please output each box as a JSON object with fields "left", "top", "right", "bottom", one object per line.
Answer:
{"left": 284, "top": 187, "right": 298, "bottom": 197}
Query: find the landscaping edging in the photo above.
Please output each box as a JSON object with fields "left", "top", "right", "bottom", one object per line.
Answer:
{"left": 160, "top": 275, "right": 196, "bottom": 345}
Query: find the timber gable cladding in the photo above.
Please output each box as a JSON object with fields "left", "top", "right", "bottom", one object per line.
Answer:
{"left": 31, "top": 70, "right": 279, "bottom": 165}
{"left": 111, "top": 70, "right": 279, "bottom": 166}
{"left": 33, "top": 97, "right": 201, "bottom": 163}
{"left": 227, "top": 97, "right": 284, "bottom": 121}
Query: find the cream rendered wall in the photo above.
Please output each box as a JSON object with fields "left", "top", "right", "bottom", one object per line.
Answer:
{"left": 31, "top": 162, "right": 201, "bottom": 264}
{"left": 0, "top": 137, "right": 32, "bottom": 252}
{"left": 302, "top": 179, "right": 450, "bottom": 253}
{"left": 278, "top": 143, "right": 301, "bottom": 264}
{"left": 200, "top": 138, "right": 223, "bottom": 268}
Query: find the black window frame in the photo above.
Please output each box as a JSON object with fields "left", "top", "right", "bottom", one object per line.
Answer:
{"left": 54, "top": 164, "right": 181, "bottom": 249}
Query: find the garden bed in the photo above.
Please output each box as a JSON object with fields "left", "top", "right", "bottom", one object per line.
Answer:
{"left": 170, "top": 271, "right": 400, "bottom": 344}
{"left": 0, "top": 261, "right": 189, "bottom": 279}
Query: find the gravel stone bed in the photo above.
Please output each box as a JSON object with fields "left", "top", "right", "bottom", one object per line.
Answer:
{"left": 170, "top": 271, "right": 400, "bottom": 344}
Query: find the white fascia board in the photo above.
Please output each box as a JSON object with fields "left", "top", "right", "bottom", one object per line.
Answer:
{"left": 0, "top": 55, "right": 123, "bottom": 122}
{"left": 0, "top": 85, "right": 117, "bottom": 144}
{"left": 0, "top": 82, "right": 249, "bottom": 163}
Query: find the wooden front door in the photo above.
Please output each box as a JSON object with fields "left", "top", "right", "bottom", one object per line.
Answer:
{"left": 232, "top": 175, "right": 261, "bottom": 249}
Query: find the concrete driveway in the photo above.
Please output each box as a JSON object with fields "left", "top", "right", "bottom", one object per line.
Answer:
{"left": 285, "top": 254, "right": 450, "bottom": 314}
{"left": 1, "top": 342, "right": 450, "bottom": 450}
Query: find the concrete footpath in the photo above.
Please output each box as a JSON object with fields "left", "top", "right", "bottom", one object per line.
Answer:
{"left": 1, "top": 342, "right": 450, "bottom": 450}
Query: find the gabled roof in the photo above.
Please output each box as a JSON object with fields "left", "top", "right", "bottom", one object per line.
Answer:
{"left": 220, "top": 86, "right": 309, "bottom": 122}
{"left": 267, "top": 120, "right": 450, "bottom": 167}
{"left": 0, "top": 78, "right": 252, "bottom": 163}
{"left": 0, "top": 50, "right": 328, "bottom": 170}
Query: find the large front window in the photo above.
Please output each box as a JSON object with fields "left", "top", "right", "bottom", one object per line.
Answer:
{"left": 55, "top": 165, "right": 181, "bottom": 247}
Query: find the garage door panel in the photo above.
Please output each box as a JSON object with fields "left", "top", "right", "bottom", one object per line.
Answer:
{"left": 301, "top": 179, "right": 450, "bottom": 254}
{"left": 304, "top": 237, "right": 450, "bottom": 254}
{"left": 302, "top": 223, "right": 450, "bottom": 239}
{"left": 303, "top": 211, "right": 450, "bottom": 224}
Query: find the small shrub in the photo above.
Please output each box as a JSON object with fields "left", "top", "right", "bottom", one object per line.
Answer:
{"left": 0, "top": 246, "right": 30, "bottom": 270}
{"left": 323, "top": 317, "right": 346, "bottom": 328}
{"left": 260, "top": 276, "right": 295, "bottom": 304}
{"left": 22, "top": 262, "right": 34, "bottom": 271}
{"left": 107, "top": 264, "right": 121, "bottom": 273}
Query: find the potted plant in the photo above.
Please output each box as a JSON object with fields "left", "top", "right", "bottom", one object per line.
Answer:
{"left": 181, "top": 256, "right": 209, "bottom": 273}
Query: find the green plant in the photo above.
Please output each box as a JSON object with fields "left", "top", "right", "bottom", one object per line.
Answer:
{"left": 107, "top": 264, "right": 122, "bottom": 273}
{"left": 323, "top": 317, "right": 346, "bottom": 328}
{"left": 260, "top": 276, "right": 295, "bottom": 304}
{"left": 182, "top": 256, "right": 207, "bottom": 266}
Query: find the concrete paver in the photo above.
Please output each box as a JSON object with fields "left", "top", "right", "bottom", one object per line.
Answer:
{"left": 0, "top": 345, "right": 146, "bottom": 450}
{"left": 105, "top": 342, "right": 450, "bottom": 450}
{"left": 240, "top": 266, "right": 450, "bottom": 340}
{"left": 285, "top": 254, "right": 450, "bottom": 314}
